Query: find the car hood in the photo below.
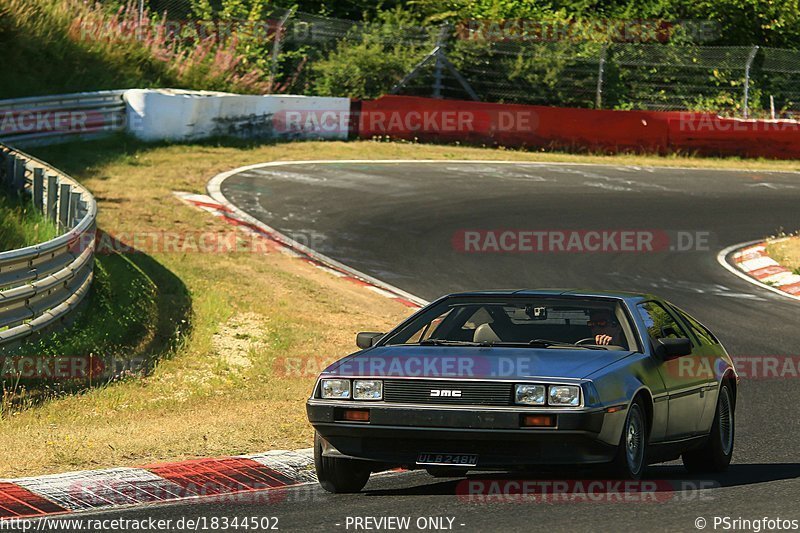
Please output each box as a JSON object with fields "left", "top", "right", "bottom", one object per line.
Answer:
{"left": 322, "top": 345, "right": 634, "bottom": 380}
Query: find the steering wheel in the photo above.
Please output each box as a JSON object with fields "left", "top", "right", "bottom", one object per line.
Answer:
{"left": 575, "top": 337, "right": 597, "bottom": 345}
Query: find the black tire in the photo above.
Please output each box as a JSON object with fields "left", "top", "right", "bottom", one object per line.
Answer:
{"left": 425, "top": 467, "right": 469, "bottom": 478}
{"left": 314, "top": 432, "right": 371, "bottom": 493}
{"left": 608, "top": 398, "right": 647, "bottom": 480}
{"left": 682, "top": 384, "right": 734, "bottom": 473}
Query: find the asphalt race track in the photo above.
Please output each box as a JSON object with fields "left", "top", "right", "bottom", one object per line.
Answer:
{"left": 83, "top": 162, "right": 800, "bottom": 531}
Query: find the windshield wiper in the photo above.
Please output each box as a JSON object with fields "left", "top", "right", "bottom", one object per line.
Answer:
{"left": 527, "top": 339, "right": 607, "bottom": 350}
{"left": 415, "top": 339, "right": 607, "bottom": 350}
{"left": 417, "top": 339, "right": 484, "bottom": 346}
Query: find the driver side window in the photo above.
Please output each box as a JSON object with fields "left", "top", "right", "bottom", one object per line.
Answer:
{"left": 637, "top": 302, "right": 689, "bottom": 341}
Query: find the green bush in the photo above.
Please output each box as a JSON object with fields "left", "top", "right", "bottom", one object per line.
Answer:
{"left": 312, "top": 10, "right": 436, "bottom": 99}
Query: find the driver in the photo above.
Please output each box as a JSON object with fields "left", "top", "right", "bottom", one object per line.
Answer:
{"left": 588, "top": 309, "right": 623, "bottom": 346}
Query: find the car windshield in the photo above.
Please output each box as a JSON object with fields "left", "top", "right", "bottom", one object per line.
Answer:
{"left": 382, "top": 297, "right": 635, "bottom": 351}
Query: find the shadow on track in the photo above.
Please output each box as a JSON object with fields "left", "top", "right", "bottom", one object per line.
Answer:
{"left": 362, "top": 463, "right": 800, "bottom": 497}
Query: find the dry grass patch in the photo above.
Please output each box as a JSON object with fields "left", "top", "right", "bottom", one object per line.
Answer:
{"left": 1, "top": 137, "right": 799, "bottom": 477}
{"left": 766, "top": 234, "right": 800, "bottom": 274}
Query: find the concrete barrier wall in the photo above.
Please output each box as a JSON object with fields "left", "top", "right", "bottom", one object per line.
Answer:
{"left": 5, "top": 90, "right": 800, "bottom": 158}
{"left": 124, "top": 89, "right": 351, "bottom": 142}
{"left": 357, "top": 95, "right": 800, "bottom": 159}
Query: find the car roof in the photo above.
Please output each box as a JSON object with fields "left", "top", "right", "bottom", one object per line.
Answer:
{"left": 441, "top": 289, "right": 655, "bottom": 304}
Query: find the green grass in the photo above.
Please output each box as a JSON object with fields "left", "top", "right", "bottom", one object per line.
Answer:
{"left": 0, "top": 0, "right": 168, "bottom": 99}
{"left": 14, "top": 253, "right": 168, "bottom": 356}
{"left": 2, "top": 250, "right": 188, "bottom": 413}
{"left": 0, "top": 190, "right": 58, "bottom": 252}
{"left": 0, "top": 0, "right": 271, "bottom": 99}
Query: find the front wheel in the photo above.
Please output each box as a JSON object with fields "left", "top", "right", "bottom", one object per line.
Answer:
{"left": 608, "top": 398, "right": 647, "bottom": 479}
{"left": 682, "top": 384, "right": 734, "bottom": 473}
{"left": 314, "top": 432, "right": 371, "bottom": 493}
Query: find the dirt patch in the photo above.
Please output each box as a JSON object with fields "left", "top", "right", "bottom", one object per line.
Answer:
{"left": 211, "top": 312, "right": 267, "bottom": 369}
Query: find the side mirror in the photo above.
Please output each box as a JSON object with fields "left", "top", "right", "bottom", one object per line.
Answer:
{"left": 661, "top": 325, "right": 679, "bottom": 338}
{"left": 356, "top": 332, "right": 384, "bottom": 349}
{"left": 656, "top": 337, "right": 692, "bottom": 360}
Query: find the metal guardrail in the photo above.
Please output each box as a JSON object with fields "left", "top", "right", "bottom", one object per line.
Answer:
{"left": 0, "top": 142, "right": 96, "bottom": 348}
{"left": 0, "top": 90, "right": 126, "bottom": 147}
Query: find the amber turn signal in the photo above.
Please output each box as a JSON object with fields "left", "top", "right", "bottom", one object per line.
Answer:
{"left": 521, "top": 414, "right": 556, "bottom": 427}
{"left": 342, "top": 409, "right": 370, "bottom": 422}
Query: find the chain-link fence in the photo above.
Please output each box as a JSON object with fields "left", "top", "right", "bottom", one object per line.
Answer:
{"left": 127, "top": 0, "right": 800, "bottom": 117}
{"left": 382, "top": 37, "right": 800, "bottom": 118}
{"left": 760, "top": 48, "right": 800, "bottom": 117}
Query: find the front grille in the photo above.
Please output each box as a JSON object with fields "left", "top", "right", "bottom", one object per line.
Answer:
{"left": 382, "top": 379, "right": 514, "bottom": 406}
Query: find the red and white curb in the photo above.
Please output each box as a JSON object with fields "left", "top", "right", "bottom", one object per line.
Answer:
{"left": 718, "top": 239, "right": 800, "bottom": 301}
{"left": 0, "top": 450, "right": 315, "bottom": 519}
{"left": 174, "top": 189, "right": 425, "bottom": 310}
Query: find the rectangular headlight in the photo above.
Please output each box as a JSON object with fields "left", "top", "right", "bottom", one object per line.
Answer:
{"left": 353, "top": 380, "right": 383, "bottom": 400}
{"left": 548, "top": 385, "right": 581, "bottom": 406}
{"left": 515, "top": 384, "right": 546, "bottom": 405}
{"left": 321, "top": 379, "right": 351, "bottom": 399}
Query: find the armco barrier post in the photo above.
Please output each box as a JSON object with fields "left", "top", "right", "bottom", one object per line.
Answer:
{"left": 58, "top": 183, "right": 71, "bottom": 229}
{"left": 13, "top": 157, "right": 26, "bottom": 190}
{"left": 69, "top": 191, "right": 81, "bottom": 227}
{"left": 33, "top": 167, "right": 44, "bottom": 211}
{"left": 3, "top": 153, "right": 12, "bottom": 187}
{"left": 46, "top": 174, "right": 58, "bottom": 223}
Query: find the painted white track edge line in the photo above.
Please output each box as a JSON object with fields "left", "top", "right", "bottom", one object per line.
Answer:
{"left": 207, "top": 161, "right": 436, "bottom": 307}
{"left": 205, "top": 158, "right": 800, "bottom": 175}
{"left": 717, "top": 240, "right": 800, "bottom": 302}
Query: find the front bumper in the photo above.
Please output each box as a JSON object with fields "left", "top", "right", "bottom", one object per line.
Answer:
{"left": 307, "top": 400, "right": 623, "bottom": 468}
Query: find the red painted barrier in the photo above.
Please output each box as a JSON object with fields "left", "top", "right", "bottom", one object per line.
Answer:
{"left": 358, "top": 96, "right": 668, "bottom": 152}
{"left": 668, "top": 113, "right": 800, "bottom": 159}
{"left": 357, "top": 96, "right": 800, "bottom": 159}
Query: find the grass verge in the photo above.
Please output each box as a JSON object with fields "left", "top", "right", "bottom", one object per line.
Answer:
{"left": 2, "top": 251, "right": 186, "bottom": 414}
{"left": 766, "top": 234, "right": 800, "bottom": 275}
{"left": 0, "top": 137, "right": 799, "bottom": 477}
{"left": 0, "top": 190, "right": 59, "bottom": 252}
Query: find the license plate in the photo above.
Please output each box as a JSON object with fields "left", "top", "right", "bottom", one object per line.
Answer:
{"left": 416, "top": 453, "right": 478, "bottom": 466}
